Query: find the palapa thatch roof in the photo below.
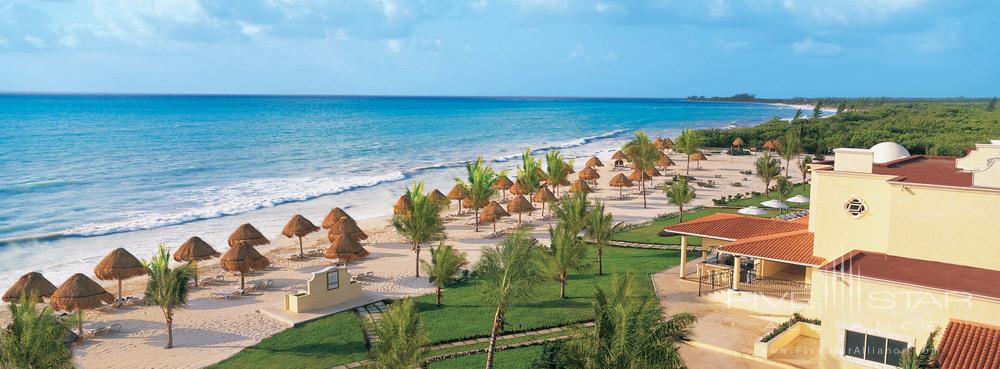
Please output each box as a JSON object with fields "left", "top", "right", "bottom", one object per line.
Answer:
{"left": 393, "top": 194, "right": 412, "bottom": 215}
{"left": 94, "top": 248, "right": 146, "bottom": 281}
{"left": 569, "top": 179, "right": 594, "bottom": 193}
{"left": 3, "top": 272, "right": 57, "bottom": 302}
{"left": 732, "top": 137, "right": 745, "bottom": 146}
{"left": 428, "top": 189, "right": 449, "bottom": 205}
{"left": 174, "top": 236, "right": 220, "bottom": 262}
{"left": 509, "top": 181, "right": 524, "bottom": 196}
{"left": 653, "top": 137, "right": 666, "bottom": 150}
{"left": 578, "top": 166, "right": 600, "bottom": 181}
{"left": 479, "top": 201, "right": 511, "bottom": 222}
{"left": 220, "top": 244, "right": 270, "bottom": 273}
{"left": 612, "top": 150, "right": 627, "bottom": 160}
{"left": 586, "top": 156, "right": 604, "bottom": 167}
{"left": 282, "top": 214, "right": 320, "bottom": 238}
{"left": 564, "top": 165, "right": 575, "bottom": 175}
{"left": 656, "top": 154, "right": 674, "bottom": 167}
{"left": 532, "top": 186, "right": 556, "bottom": 203}
{"left": 506, "top": 195, "right": 535, "bottom": 214}
{"left": 629, "top": 170, "right": 652, "bottom": 182}
{"left": 462, "top": 197, "right": 488, "bottom": 210}
{"left": 608, "top": 173, "right": 634, "bottom": 187}
{"left": 763, "top": 140, "right": 782, "bottom": 151}
{"left": 325, "top": 235, "right": 369, "bottom": 261}
{"left": 493, "top": 175, "right": 513, "bottom": 190}
{"left": 690, "top": 152, "right": 707, "bottom": 161}
{"left": 323, "top": 207, "right": 355, "bottom": 229}
{"left": 447, "top": 184, "right": 469, "bottom": 200}
{"left": 228, "top": 223, "right": 270, "bottom": 248}
{"left": 663, "top": 138, "right": 675, "bottom": 148}
{"left": 645, "top": 167, "right": 663, "bottom": 177}
{"left": 328, "top": 217, "right": 369, "bottom": 241}
{"left": 49, "top": 274, "right": 114, "bottom": 312}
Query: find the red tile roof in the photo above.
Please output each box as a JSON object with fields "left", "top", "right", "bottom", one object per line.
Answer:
{"left": 871, "top": 155, "right": 972, "bottom": 187}
{"left": 717, "top": 229, "right": 825, "bottom": 266}
{"left": 821, "top": 250, "right": 1000, "bottom": 299}
{"left": 662, "top": 213, "right": 807, "bottom": 241}
{"left": 937, "top": 320, "right": 1000, "bottom": 369}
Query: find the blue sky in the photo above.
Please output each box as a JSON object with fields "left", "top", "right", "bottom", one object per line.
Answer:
{"left": 1, "top": 0, "right": 997, "bottom": 97}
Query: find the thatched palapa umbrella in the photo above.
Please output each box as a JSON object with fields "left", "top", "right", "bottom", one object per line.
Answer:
{"left": 569, "top": 179, "right": 594, "bottom": 195}
{"left": 656, "top": 153, "right": 674, "bottom": 170}
{"left": 506, "top": 195, "right": 535, "bottom": 224}
{"left": 221, "top": 244, "right": 270, "bottom": 290}
{"left": 645, "top": 167, "right": 663, "bottom": 178}
{"left": 428, "top": 189, "right": 449, "bottom": 209}
{"left": 393, "top": 194, "right": 412, "bottom": 215}
{"left": 282, "top": 214, "right": 320, "bottom": 258}
{"left": 447, "top": 184, "right": 469, "bottom": 215}
{"left": 94, "top": 248, "right": 146, "bottom": 302}
{"left": 50, "top": 273, "right": 114, "bottom": 339}
{"left": 612, "top": 150, "right": 627, "bottom": 161}
{"left": 586, "top": 156, "right": 604, "bottom": 168}
{"left": 228, "top": 223, "right": 270, "bottom": 248}
{"left": 3, "top": 272, "right": 57, "bottom": 303}
{"left": 662, "top": 138, "right": 675, "bottom": 151}
{"left": 328, "top": 217, "right": 369, "bottom": 242}
{"left": 509, "top": 181, "right": 524, "bottom": 197}
{"left": 732, "top": 137, "right": 745, "bottom": 150}
{"left": 323, "top": 207, "right": 355, "bottom": 229}
{"left": 653, "top": 137, "right": 666, "bottom": 151}
{"left": 690, "top": 151, "right": 707, "bottom": 169}
{"left": 173, "top": 236, "right": 221, "bottom": 287}
{"left": 494, "top": 175, "right": 513, "bottom": 201}
{"left": 325, "top": 234, "right": 369, "bottom": 262}
{"left": 532, "top": 187, "right": 556, "bottom": 215}
{"left": 479, "top": 201, "right": 510, "bottom": 233}
{"left": 608, "top": 173, "right": 633, "bottom": 199}
{"left": 578, "top": 166, "right": 600, "bottom": 183}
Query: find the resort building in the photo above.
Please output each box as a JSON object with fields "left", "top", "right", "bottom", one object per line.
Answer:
{"left": 665, "top": 142, "right": 1000, "bottom": 369}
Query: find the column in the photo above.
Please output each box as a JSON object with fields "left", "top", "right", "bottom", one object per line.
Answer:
{"left": 679, "top": 235, "right": 688, "bottom": 279}
{"left": 732, "top": 256, "right": 741, "bottom": 291}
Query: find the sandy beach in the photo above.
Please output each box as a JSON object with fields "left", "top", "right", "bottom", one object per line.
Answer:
{"left": 7, "top": 148, "right": 805, "bottom": 369}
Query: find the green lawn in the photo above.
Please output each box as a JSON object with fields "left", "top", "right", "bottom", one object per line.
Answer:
{"left": 723, "top": 183, "right": 811, "bottom": 207}
{"left": 427, "top": 345, "right": 546, "bottom": 369}
{"left": 207, "top": 312, "right": 367, "bottom": 369}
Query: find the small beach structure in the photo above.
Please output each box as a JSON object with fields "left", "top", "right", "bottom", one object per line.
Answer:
{"left": 322, "top": 207, "right": 354, "bottom": 229}
{"left": 628, "top": 169, "right": 652, "bottom": 187}
{"left": 173, "top": 236, "right": 221, "bottom": 287}
{"left": 328, "top": 217, "right": 369, "bottom": 242}
{"left": 428, "top": 189, "right": 449, "bottom": 209}
{"left": 763, "top": 140, "right": 781, "bottom": 153}
{"left": 586, "top": 156, "right": 604, "bottom": 168}
{"left": 569, "top": 179, "right": 594, "bottom": 195}
{"left": 506, "top": 195, "right": 535, "bottom": 224}
{"left": 661, "top": 138, "right": 675, "bottom": 151}
{"left": 532, "top": 186, "right": 556, "bottom": 215}
{"left": 220, "top": 243, "right": 270, "bottom": 290}
{"left": 732, "top": 137, "right": 745, "bottom": 151}
{"left": 94, "top": 248, "right": 146, "bottom": 302}
{"left": 283, "top": 266, "right": 362, "bottom": 314}
{"left": 612, "top": 150, "right": 627, "bottom": 169}
{"left": 578, "top": 165, "right": 600, "bottom": 184}
{"left": 509, "top": 180, "right": 524, "bottom": 197}
{"left": 653, "top": 137, "right": 666, "bottom": 151}
{"left": 282, "top": 214, "right": 320, "bottom": 258}
{"left": 393, "top": 194, "right": 412, "bottom": 215}
{"left": 690, "top": 151, "right": 707, "bottom": 169}
{"left": 3, "top": 272, "right": 57, "bottom": 303}
{"left": 228, "top": 223, "right": 270, "bottom": 248}
{"left": 656, "top": 152, "right": 674, "bottom": 170}
{"left": 494, "top": 175, "right": 514, "bottom": 201}
{"left": 645, "top": 167, "right": 663, "bottom": 178}
{"left": 325, "top": 234, "right": 369, "bottom": 262}
{"left": 50, "top": 273, "right": 114, "bottom": 339}
{"left": 608, "top": 173, "right": 634, "bottom": 199}
{"left": 447, "top": 184, "right": 469, "bottom": 215}
{"left": 480, "top": 200, "right": 511, "bottom": 233}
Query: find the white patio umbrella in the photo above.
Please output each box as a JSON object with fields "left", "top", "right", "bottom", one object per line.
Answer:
{"left": 761, "top": 199, "right": 790, "bottom": 209}
{"left": 787, "top": 195, "right": 810, "bottom": 204}
{"left": 738, "top": 206, "right": 769, "bottom": 216}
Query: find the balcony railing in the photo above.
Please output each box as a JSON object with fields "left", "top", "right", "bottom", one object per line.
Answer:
{"left": 738, "top": 276, "right": 811, "bottom": 301}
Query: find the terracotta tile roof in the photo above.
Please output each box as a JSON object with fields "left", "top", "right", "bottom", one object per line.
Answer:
{"left": 662, "top": 213, "right": 807, "bottom": 241}
{"left": 717, "top": 229, "right": 825, "bottom": 266}
{"left": 937, "top": 320, "right": 1000, "bottom": 369}
{"left": 872, "top": 155, "right": 973, "bottom": 187}
{"left": 821, "top": 250, "right": 1000, "bottom": 299}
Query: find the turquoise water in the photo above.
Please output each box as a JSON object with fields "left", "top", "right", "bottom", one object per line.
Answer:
{"left": 0, "top": 95, "right": 794, "bottom": 286}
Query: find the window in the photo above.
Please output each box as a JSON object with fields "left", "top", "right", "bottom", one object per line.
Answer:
{"left": 327, "top": 271, "right": 340, "bottom": 290}
{"left": 843, "top": 330, "right": 908, "bottom": 367}
{"left": 845, "top": 198, "right": 867, "bottom": 218}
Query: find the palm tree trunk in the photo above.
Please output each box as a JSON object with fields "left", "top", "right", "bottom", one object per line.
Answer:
{"left": 415, "top": 242, "right": 421, "bottom": 278}
{"left": 686, "top": 154, "right": 692, "bottom": 175}
{"left": 679, "top": 205, "right": 685, "bottom": 222}
{"left": 165, "top": 306, "right": 174, "bottom": 349}
{"left": 598, "top": 247, "right": 603, "bottom": 275}
{"left": 298, "top": 236, "right": 304, "bottom": 258}
{"left": 560, "top": 272, "right": 567, "bottom": 299}
{"left": 436, "top": 286, "right": 442, "bottom": 306}
{"left": 641, "top": 176, "right": 647, "bottom": 209}
{"left": 485, "top": 305, "right": 505, "bottom": 369}
{"left": 474, "top": 207, "right": 480, "bottom": 232}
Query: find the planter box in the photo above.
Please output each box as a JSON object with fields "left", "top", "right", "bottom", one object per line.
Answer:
{"left": 754, "top": 321, "right": 821, "bottom": 358}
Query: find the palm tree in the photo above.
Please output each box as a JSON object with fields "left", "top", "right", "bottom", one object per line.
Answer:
{"left": 675, "top": 128, "right": 705, "bottom": 176}
{"left": 622, "top": 131, "right": 659, "bottom": 208}
{"left": 755, "top": 156, "right": 781, "bottom": 198}
{"left": 779, "top": 129, "right": 801, "bottom": 177}
{"left": 476, "top": 230, "right": 549, "bottom": 369}
{"left": 143, "top": 244, "right": 195, "bottom": 349}
{"left": 548, "top": 223, "right": 591, "bottom": 299}
{"left": 544, "top": 151, "right": 568, "bottom": 197}
{"left": 663, "top": 176, "right": 695, "bottom": 222}
{"left": 367, "top": 297, "right": 429, "bottom": 369}
{"left": 568, "top": 273, "right": 696, "bottom": 369}
{"left": 392, "top": 181, "right": 445, "bottom": 277}
{"left": 517, "top": 148, "right": 543, "bottom": 205}
{"left": 420, "top": 242, "right": 467, "bottom": 306}
{"left": 792, "top": 108, "right": 803, "bottom": 122}
{"left": 551, "top": 191, "right": 589, "bottom": 235}
{"left": 0, "top": 295, "right": 73, "bottom": 369}
{"left": 455, "top": 156, "right": 498, "bottom": 232}
{"left": 776, "top": 176, "right": 794, "bottom": 203}
{"left": 585, "top": 200, "right": 623, "bottom": 276}
{"left": 798, "top": 156, "right": 812, "bottom": 183}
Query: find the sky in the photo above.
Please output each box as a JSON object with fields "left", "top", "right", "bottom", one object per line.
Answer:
{"left": 1, "top": 0, "right": 998, "bottom": 98}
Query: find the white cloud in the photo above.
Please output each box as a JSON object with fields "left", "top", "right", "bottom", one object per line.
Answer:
{"left": 386, "top": 38, "right": 403, "bottom": 52}
{"left": 23, "top": 35, "right": 45, "bottom": 48}
{"left": 58, "top": 35, "right": 79, "bottom": 47}
{"left": 793, "top": 37, "right": 842, "bottom": 55}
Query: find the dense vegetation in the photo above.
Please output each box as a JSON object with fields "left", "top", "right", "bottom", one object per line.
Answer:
{"left": 697, "top": 102, "right": 1000, "bottom": 157}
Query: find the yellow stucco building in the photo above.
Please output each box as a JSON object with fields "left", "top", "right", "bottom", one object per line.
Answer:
{"left": 666, "top": 142, "right": 1000, "bottom": 369}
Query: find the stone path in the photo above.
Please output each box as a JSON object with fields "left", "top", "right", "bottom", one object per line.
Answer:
{"left": 354, "top": 300, "right": 388, "bottom": 344}
{"left": 604, "top": 239, "right": 699, "bottom": 251}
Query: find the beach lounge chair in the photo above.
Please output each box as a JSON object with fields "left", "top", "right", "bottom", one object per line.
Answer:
{"left": 89, "top": 323, "right": 122, "bottom": 337}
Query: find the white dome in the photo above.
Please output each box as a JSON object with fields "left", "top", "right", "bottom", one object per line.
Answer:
{"left": 869, "top": 142, "right": 910, "bottom": 164}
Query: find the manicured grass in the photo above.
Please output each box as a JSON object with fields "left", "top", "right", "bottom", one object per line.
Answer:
{"left": 416, "top": 246, "right": 680, "bottom": 343}
{"left": 427, "top": 345, "right": 546, "bottom": 369}
{"left": 723, "top": 183, "right": 811, "bottom": 207}
{"left": 208, "top": 312, "right": 367, "bottom": 369}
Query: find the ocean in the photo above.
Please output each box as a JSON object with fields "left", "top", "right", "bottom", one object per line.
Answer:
{"left": 0, "top": 95, "right": 796, "bottom": 289}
